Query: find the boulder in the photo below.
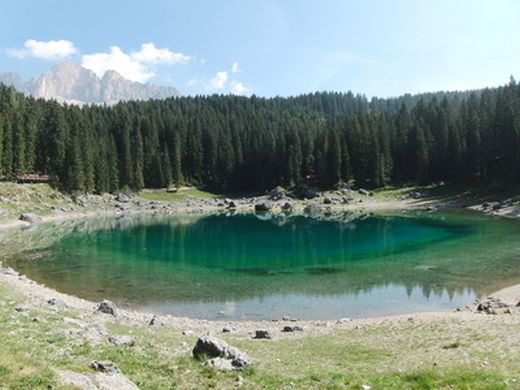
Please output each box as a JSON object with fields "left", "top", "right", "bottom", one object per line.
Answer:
{"left": 254, "top": 329, "right": 274, "bottom": 339}
{"left": 302, "top": 188, "right": 320, "bottom": 199}
{"left": 19, "top": 213, "right": 41, "bottom": 223}
{"left": 282, "top": 325, "right": 304, "bottom": 332}
{"left": 227, "top": 200, "right": 237, "bottom": 209}
{"left": 323, "top": 197, "right": 332, "bottom": 205}
{"left": 115, "top": 193, "right": 131, "bottom": 203}
{"left": 96, "top": 300, "right": 118, "bottom": 316}
{"left": 59, "top": 370, "right": 139, "bottom": 390}
{"left": 108, "top": 335, "right": 136, "bottom": 347}
{"left": 192, "top": 336, "right": 252, "bottom": 369}
{"left": 255, "top": 202, "right": 271, "bottom": 212}
{"left": 166, "top": 187, "right": 178, "bottom": 193}
{"left": 268, "top": 186, "right": 287, "bottom": 201}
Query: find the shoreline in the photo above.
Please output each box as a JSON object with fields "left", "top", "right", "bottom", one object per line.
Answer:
{"left": 1, "top": 257, "right": 518, "bottom": 329}
{"left": 0, "top": 188, "right": 519, "bottom": 325}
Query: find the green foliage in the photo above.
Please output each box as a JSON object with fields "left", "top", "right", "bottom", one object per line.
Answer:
{"left": 0, "top": 82, "right": 519, "bottom": 192}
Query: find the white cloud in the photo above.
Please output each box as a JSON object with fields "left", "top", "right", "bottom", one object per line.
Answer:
{"left": 208, "top": 71, "right": 228, "bottom": 90}
{"left": 231, "top": 62, "right": 240, "bottom": 74}
{"left": 6, "top": 39, "right": 77, "bottom": 60}
{"left": 81, "top": 43, "right": 192, "bottom": 83}
{"left": 82, "top": 46, "right": 154, "bottom": 83}
{"left": 230, "top": 80, "right": 251, "bottom": 96}
{"left": 130, "top": 42, "right": 191, "bottom": 65}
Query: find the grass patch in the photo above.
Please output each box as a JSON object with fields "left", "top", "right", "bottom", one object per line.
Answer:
{"left": 139, "top": 187, "right": 223, "bottom": 202}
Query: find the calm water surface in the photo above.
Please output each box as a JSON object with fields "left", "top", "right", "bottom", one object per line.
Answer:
{"left": 3, "top": 210, "right": 520, "bottom": 320}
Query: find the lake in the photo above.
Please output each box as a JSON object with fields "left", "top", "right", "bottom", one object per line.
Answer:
{"left": 3, "top": 210, "right": 520, "bottom": 320}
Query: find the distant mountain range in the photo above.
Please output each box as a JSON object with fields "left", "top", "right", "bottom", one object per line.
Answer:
{"left": 0, "top": 61, "right": 180, "bottom": 105}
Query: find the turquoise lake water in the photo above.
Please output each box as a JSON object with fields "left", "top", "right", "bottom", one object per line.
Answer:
{"left": 4, "top": 210, "right": 520, "bottom": 320}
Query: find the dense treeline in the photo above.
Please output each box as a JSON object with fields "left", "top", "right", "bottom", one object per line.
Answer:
{"left": 0, "top": 79, "right": 519, "bottom": 193}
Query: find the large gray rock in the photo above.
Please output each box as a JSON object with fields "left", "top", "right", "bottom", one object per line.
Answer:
{"left": 96, "top": 300, "right": 118, "bottom": 316}
{"left": 59, "top": 370, "right": 139, "bottom": 390}
{"left": 192, "top": 336, "right": 252, "bottom": 369}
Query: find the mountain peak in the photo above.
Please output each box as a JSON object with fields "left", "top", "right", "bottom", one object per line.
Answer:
{"left": 2, "top": 61, "right": 180, "bottom": 105}
{"left": 101, "top": 69, "right": 125, "bottom": 82}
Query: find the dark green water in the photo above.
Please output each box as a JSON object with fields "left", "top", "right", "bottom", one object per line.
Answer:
{"left": 3, "top": 210, "right": 520, "bottom": 320}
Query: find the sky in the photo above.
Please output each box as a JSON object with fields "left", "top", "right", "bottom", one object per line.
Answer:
{"left": 1, "top": 0, "right": 520, "bottom": 98}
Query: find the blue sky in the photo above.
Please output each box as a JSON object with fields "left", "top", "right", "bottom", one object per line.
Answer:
{"left": 1, "top": 0, "right": 519, "bottom": 97}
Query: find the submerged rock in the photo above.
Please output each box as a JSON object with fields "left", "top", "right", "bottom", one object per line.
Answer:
{"left": 192, "top": 335, "right": 252, "bottom": 369}
{"left": 96, "top": 300, "right": 118, "bottom": 316}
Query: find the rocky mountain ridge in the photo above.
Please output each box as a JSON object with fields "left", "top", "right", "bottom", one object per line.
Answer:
{"left": 0, "top": 61, "right": 180, "bottom": 105}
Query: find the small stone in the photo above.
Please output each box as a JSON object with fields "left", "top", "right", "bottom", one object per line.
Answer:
{"left": 182, "top": 330, "right": 194, "bottom": 337}
{"left": 89, "top": 360, "right": 119, "bottom": 374}
{"left": 19, "top": 213, "right": 41, "bottom": 223}
{"left": 222, "top": 326, "right": 232, "bottom": 333}
{"left": 15, "top": 305, "right": 30, "bottom": 313}
{"left": 96, "top": 300, "right": 118, "bottom": 316}
{"left": 254, "top": 329, "right": 273, "bottom": 339}
{"left": 47, "top": 298, "right": 66, "bottom": 307}
{"left": 149, "top": 316, "right": 164, "bottom": 326}
{"left": 108, "top": 335, "right": 135, "bottom": 347}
